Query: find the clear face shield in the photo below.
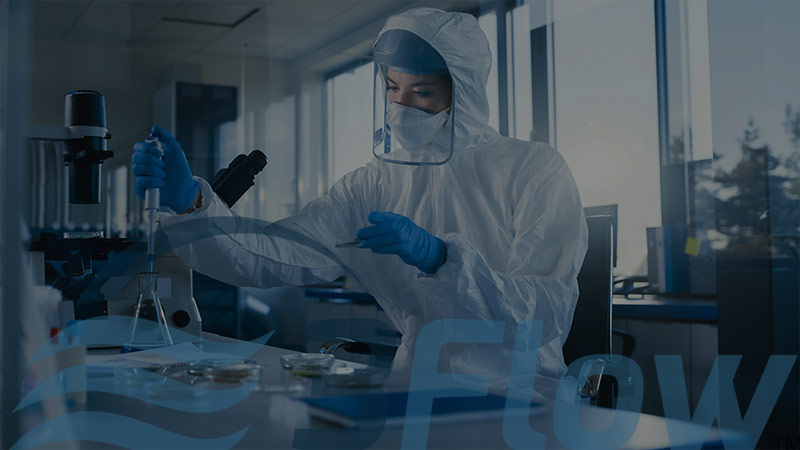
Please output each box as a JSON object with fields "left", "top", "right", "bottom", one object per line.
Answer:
{"left": 372, "top": 30, "right": 455, "bottom": 166}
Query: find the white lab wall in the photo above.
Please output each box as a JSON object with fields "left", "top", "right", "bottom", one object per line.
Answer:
{"left": 509, "top": 4, "right": 533, "bottom": 141}
{"left": 327, "top": 63, "right": 375, "bottom": 186}
{"left": 239, "top": 93, "right": 296, "bottom": 221}
{"left": 478, "top": 12, "right": 500, "bottom": 132}
{"left": 297, "top": 72, "right": 326, "bottom": 207}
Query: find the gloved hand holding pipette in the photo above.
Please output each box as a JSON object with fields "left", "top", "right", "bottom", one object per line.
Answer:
{"left": 336, "top": 212, "right": 447, "bottom": 275}
{"left": 356, "top": 211, "right": 446, "bottom": 274}
{"left": 132, "top": 126, "right": 199, "bottom": 213}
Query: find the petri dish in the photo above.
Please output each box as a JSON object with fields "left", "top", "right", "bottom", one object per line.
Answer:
{"left": 322, "top": 366, "right": 390, "bottom": 387}
{"left": 187, "top": 358, "right": 246, "bottom": 376}
{"left": 203, "top": 363, "right": 262, "bottom": 383}
{"left": 188, "top": 358, "right": 262, "bottom": 383}
{"left": 280, "top": 353, "right": 334, "bottom": 370}
{"left": 280, "top": 353, "right": 336, "bottom": 377}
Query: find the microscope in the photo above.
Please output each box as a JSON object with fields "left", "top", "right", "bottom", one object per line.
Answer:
{"left": 28, "top": 90, "right": 267, "bottom": 345}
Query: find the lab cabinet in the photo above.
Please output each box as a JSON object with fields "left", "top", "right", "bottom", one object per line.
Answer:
{"left": 612, "top": 319, "right": 718, "bottom": 417}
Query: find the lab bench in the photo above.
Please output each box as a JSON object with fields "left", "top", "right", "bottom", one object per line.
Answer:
{"left": 304, "top": 288, "right": 719, "bottom": 323}
{"left": 17, "top": 332, "right": 743, "bottom": 449}
{"left": 305, "top": 289, "right": 721, "bottom": 419}
{"left": 612, "top": 295, "right": 717, "bottom": 323}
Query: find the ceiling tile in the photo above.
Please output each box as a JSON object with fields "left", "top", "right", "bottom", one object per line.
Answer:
{"left": 210, "top": 7, "right": 272, "bottom": 48}
{"left": 167, "top": 0, "right": 264, "bottom": 26}
{"left": 129, "top": 0, "right": 182, "bottom": 35}
{"left": 263, "top": 0, "right": 357, "bottom": 23}
{"left": 33, "top": 0, "right": 92, "bottom": 39}
{"left": 68, "top": 1, "right": 135, "bottom": 38}
{"left": 146, "top": 19, "right": 229, "bottom": 40}
{"left": 134, "top": 20, "right": 230, "bottom": 53}
{"left": 34, "top": 0, "right": 482, "bottom": 66}
{"left": 208, "top": 0, "right": 365, "bottom": 56}
{"left": 203, "top": 41, "right": 274, "bottom": 58}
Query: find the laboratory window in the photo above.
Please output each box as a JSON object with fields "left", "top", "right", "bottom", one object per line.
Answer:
{"left": 549, "top": 0, "right": 662, "bottom": 277}
{"left": 325, "top": 62, "right": 374, "bottom": 189}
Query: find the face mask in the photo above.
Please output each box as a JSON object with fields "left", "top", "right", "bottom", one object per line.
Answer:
{"left": 385, "top": 102, "right": 449, "bottom": 151}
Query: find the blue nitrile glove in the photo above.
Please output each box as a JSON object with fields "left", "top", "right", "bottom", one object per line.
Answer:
{"left": 356, "top": 211, "right": 446, "bottom": 274}
{"left": 132, "top": 126, "right": 200, "bottom": 213}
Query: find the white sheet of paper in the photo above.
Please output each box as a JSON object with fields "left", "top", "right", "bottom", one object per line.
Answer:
{"left": 86, "top": 342, "right": 244, "bottom": 369}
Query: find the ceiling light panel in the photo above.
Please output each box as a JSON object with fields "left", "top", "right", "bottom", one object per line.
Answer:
{"left": 166, "top": 0, "right": 264, "bottom": 27}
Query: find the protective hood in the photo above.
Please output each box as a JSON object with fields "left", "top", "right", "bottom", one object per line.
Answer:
{"left": 160, "top": 7, "right": 588, "bottom": 396}
{"left": 376, "top": 8, "right": 499, "bottom": 151}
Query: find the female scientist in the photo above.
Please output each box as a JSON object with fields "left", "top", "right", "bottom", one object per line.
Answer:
{"left": 132, "top": 7, "right": 588, "bottom": 395}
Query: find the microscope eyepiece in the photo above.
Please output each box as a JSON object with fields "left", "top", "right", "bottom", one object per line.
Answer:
{"left": 63, "top": 90, "right": 114, "bottom": 204}
{"left": 210, "top": 150, "right": 268, "bottom": 208}
{"left": 245, "top": 149, "right": 268, "bottom": 173}
{"left": 65, "top": 90, "right": 107, "bottom": 128}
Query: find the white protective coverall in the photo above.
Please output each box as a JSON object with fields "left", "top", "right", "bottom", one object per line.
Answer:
{"left": 161, "top": 8, "right": 588, "bottom": 395}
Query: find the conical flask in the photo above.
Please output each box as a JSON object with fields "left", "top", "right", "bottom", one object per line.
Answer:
{"left": 123, "top": 273, "right": 174, "bottom": 352}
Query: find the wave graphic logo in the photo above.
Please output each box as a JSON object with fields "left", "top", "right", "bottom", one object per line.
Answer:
{"left": 14, "top": 316, "right": 274, "bottom": 449}
{"left": 15, "top": 215, "right": 342, "bottom": 448}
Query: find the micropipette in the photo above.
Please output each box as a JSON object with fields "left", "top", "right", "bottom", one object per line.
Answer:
{"left": 335, "top": 240, "right": 363, "bottom": 248}
{"left": 144, "top": 137, "right": 164, "bottom": 275}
